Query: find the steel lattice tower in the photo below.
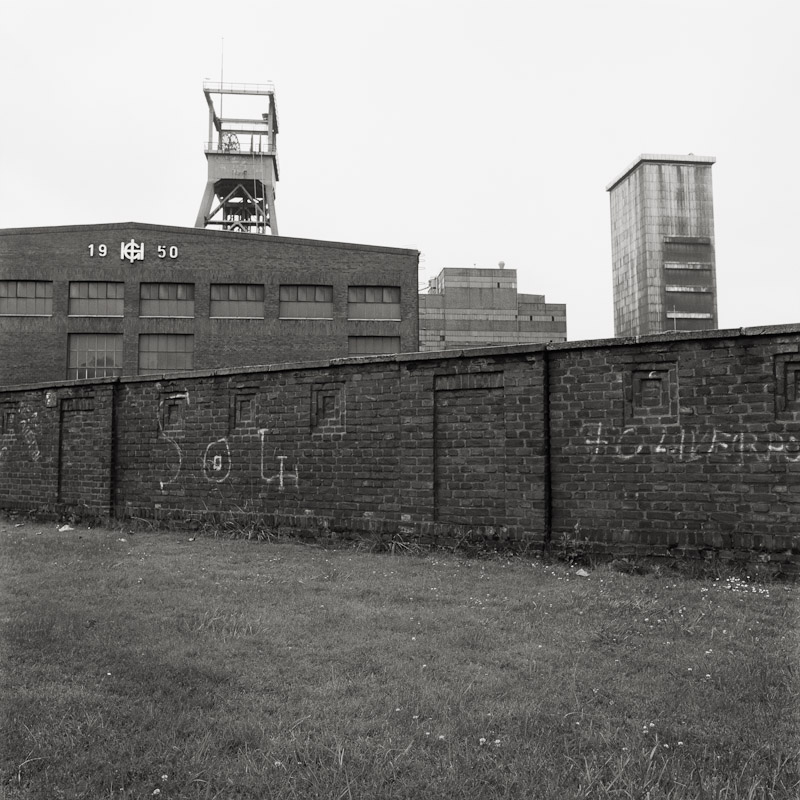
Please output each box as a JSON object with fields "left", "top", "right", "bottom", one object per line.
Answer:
{"left": 195, "top": 82, "right": 279, "bottom": 235}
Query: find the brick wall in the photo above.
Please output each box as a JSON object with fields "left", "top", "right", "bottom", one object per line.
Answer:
{"left": 108, "top": 350, "right": 548, "bottom": 550}
{"left": 0, "top": 326, "right": 797, "bottom": 572}
{"left": 549, "top": 329, "right": 800, "bottom": 569}
{"left": 0, "top": 382, "right": 115, "bottom": 513}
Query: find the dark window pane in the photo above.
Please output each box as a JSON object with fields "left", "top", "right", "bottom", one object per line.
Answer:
{"left": 347, "top": 336, "right": 401, "bottom": 355}
{"left": 210, "top": 284, "right": 264, "bottom": 318}
{"left": 140, "top": 284, "right": 194, "bottom": 317}
{"left": 0, "top": 281, "right": 53, "bottom": 316}
{"left": 279, "top": 285, "right": 334, "bottom": 319}
{"left": 66, "top": 333, "right": 123, "bottom": 379}
{"left": 138, "top": 334, "right": 194, "bottom": 375}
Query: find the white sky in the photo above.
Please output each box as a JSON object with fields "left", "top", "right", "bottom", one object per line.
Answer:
{"left": 1, "top": 0, "right": 797, "bottom": 342}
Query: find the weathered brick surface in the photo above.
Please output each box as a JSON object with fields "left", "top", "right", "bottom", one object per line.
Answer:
{"left": 0, "top": 223, "right": 419, "bottom": 384}
{"left": 0, "top": 382, "right": 114, "bottom": 513}
{"left": 548, "top": 329, "right": 800, "bottom": 570}
{"left": 0, "top": 326, "right": 797, "bottom": 571}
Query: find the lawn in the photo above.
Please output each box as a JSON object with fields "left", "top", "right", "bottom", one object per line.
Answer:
{"left": 1, "top": 518, "right": 798, "bottom": 799}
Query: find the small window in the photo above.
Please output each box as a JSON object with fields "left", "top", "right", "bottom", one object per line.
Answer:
{"left": 138, "top": 334, "right": 194, "bottom": 375}
{"left": 67, "top": 333, "right": 123, "bottom": 380}
{"left": 348, "top": 336, "right": 401, "bottom": 355}
{"left": 210, "top": 284, "right": 265, "bottom": 318}
{"left": 140, "top": 283, "right": 195, "bottom": 317}
{"left": 279, "top": 284, "right": 333, "bottom": 319}
{"left": 0, "top": 280, "right": 53, "bottom": 316}
{"left": 347, "top": 286, "right": 401, "bottom": 320}
{"left": 68, "top": 282, "right": 124, "bottom": 316}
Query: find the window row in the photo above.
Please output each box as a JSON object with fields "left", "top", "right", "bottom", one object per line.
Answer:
{"left": 0, "top": 281, "right": 402, "bottom": 320}
{"left": 66, "top": 334, "right": 402, "bottom": 380}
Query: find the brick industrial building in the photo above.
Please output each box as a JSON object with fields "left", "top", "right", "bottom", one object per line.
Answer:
{"left": 419, "top": 266, "right": 566, "bottom": 351}
{"left": 607, "top": 154, "right": 718, "bottom": 337}
{"left": 0, "top": 222, "right": 419, "bottom": 385}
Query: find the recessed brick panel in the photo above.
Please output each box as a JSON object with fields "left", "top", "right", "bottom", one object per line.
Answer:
{"left": 624, "top": 362, "right": 678, "bottom": 425}
{"left": 775, "top": 353, "right": 800, "bottom": 420}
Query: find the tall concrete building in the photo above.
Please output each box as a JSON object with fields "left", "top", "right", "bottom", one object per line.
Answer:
{"left": 418, "top": 266, "right": 566, "bottom": 351}
{"left": 607, "top": 154, "right": 718, "bottom": 337}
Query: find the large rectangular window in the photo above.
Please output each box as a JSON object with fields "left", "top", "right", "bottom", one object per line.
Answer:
{"left": 348, "top": 336, "right": 401, "bottom": 356}
{"left": 279, "top": 285, "right": 334, "bottom": 319}
{"left": 67, "top": 333, "right": 123, "bottom": 380}
{"left": 138, "top": 334, "right": 194, "bottom": 375}
{"left": 68, "top": 282, "right": 124, "bottom": 316}
{"left": 140, "top": 283, "right": 195, "bottom": 317}
{"left": 0, "top": 280, "right": 53, "bottom": 316}
{"left": 210, "top": 284, "right": 265, "bottom": 318}
{"left": 347, "top": 286, "right": 401, "bottom": 320}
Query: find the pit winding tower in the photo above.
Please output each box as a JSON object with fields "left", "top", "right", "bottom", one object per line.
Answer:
{"left": 195, "top": 82, "right": 279, "bottom": 235}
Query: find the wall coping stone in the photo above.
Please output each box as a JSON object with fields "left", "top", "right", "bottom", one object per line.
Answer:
{"left": 2, "top": 323, "right": 799, "bottom": 394}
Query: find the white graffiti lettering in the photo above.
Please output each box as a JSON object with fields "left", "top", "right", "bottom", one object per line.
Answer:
{"left": 19, "top": 415, "right": 40, "bottom": 462}
{"left": 582, "top": 424, "right": 800, "bottom": 463}
{"left": 203, "top": 438, "right": 231, "bottom": 483}
{"left": 259, "top": 428, "right": 299, "bottom": 490}
{"left": 157, "top": 392, "right": 189, "bottom": 491}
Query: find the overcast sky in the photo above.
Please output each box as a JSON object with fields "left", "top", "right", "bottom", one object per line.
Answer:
{"left": 1, "top": 0, "right": 797, "bottom": 342}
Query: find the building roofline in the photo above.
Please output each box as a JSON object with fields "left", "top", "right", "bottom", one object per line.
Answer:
{"left": 606, "top": 153, "right": 716, "bottom": 192}
{"left": 0, "top": 221, "right": 420, "bottom": 257}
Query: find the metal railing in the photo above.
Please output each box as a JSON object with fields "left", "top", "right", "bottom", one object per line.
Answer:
{"left": 203, "top": 81, "right": 275, "bottom": 95}
{"left": 204, "top": 140, "right": 277, "bottom": 156}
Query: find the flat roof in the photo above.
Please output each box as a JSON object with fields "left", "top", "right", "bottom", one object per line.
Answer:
{"left": 606, "top": 154, "right": 716, "bottom": 192}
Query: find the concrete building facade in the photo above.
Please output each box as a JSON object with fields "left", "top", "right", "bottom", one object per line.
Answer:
{"left": 607, "top": 154, "right": 718, "bottom": 337}
{"left": 0, "top": 222, "right": 419, "bottom": 385}
{"left": 418, "top": 267, "right": 566, "bottom": 351}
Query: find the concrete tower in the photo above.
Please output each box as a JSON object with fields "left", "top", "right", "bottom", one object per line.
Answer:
{"left": 195, "top": 82, "right": 279, "bottom": 235}
{"left": 607, "top": 154, "right": 717, "bottom": 337}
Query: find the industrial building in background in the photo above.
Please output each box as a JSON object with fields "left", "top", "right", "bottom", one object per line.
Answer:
{"left": 0, "top": 83, "right": 420, "bottom": 385}
{"left": 418, "top": 265, "right": 567, "bottom": 351}
{"left": 607, "top": 154, "right": 718, "bottom": 337}
{"left": 0, "top": 223, "right": 419, "bottom": 385}
{"left": 195, "top": 82, "right": 280, "bottom": 235}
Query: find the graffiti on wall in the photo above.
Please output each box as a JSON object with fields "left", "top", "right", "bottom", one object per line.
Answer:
{"left": 0, "top": 403, "right": 41, "bottom": 466}
{"left": 582, "top": 424, "right": 800, "bottom": 463}
{"left": 155, "top": 391, "right": 299, "bottom": 492}
{"left": 157, "top": 392, "right": 189, "bottom": 491}
{"left": 203, "top": 438, "right": 232, "bottom": 483}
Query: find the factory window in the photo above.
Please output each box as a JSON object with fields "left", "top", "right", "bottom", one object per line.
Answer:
{"left": 139, "top": 283, "right": 195, "bottom": 317}
{"left": 348, "top": 336, "right": 401, "bottom": 355}
{"left": 210, "top": 284, "right": 265, "bottom": 318}
{"left": 67, "top": 333, "right": 123, "bottom": 380}
{"left": 68, "top": 282, "right": 124, "bottom": 316}
{"left": 347, "top": 286, "right": 401, "bottom": 320}
{"left": 138, "top": 334, "right": 194, "bottom": 375}
{"left": 0, "top": 280, "right": 53, "bottom": 316}
{"left": 279, "top": 284, "right": 333, "bottom": 319}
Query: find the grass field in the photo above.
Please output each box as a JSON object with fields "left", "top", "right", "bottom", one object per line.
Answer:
{"left": 1, "top": 519, "right": 798, "bottom": 799}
